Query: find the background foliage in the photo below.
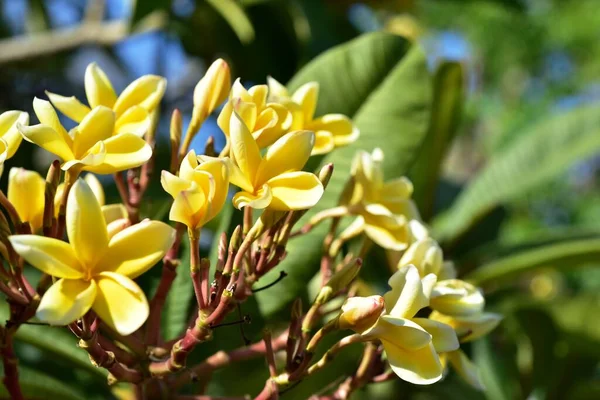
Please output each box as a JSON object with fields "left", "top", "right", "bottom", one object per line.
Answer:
{"left": 1, "top": 0, "right": 600, "bottom": 399}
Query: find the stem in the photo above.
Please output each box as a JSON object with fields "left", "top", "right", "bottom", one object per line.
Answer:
{"left": 0, "top": 327, "right": 24, "bottom": 400}
{"left": 179, "top": 118, "right": 203, "bottom": 161}
{"left": 0, "top": 190, "right": 23, "bottom": 231}
{"left": 188, "top": 229, "right": 206, "bottom": 309}
{"left": 263, "top": 330, "right": 278, "bottom": 378}
{"left": 305, "top": 334, "right": 363, "bottom": 376}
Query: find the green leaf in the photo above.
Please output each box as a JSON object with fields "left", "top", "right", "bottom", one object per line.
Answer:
{"left": 410, "top": 62, "right": 465, "bottom": 221}
{"left": 255, "top": 32, "right": 432, "bottom": 316}
{"left": 432, "top": 104, "right": 600, "bottom": 244}
{"left": 162, "top": 236, "right": 193, "bottom": 341}
{"left": 206, "top": 0, "right": 255, "bottom": 44}
{"left": 465, "top": 237, "right": 600, "bottom": 286}
{"left": 0, "top": 303, "right": 107, "bottom": 378}
{"left": 472, "top": 337, "right": 521, "bottom": 400}
{"left": 0, "top": 365, "right": 88, "bottom": 400}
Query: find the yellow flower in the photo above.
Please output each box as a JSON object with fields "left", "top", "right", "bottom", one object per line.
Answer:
{"left": 9, "top": 179, "right": 175, "bottom": 335}
{"left": 192, "top": 58, "right": 232, "bottom": 129}
{"left": 398, "top": 238, "right": 444, "bottom": 277}
{"left": 0, "top": 111, "right": 30, "bottom": 176}
{"left": 218, "top": 80, "right": 291, "bottom": 148}
{"left": 430, "top": 280, "right": 485, "bottom": 317}
{"left": 215, "top": 111, "right": 323, "bottom": 210}
{"left": 267, "top": 77, "right": 359, "bottom": 155}
{"left": 161, "top": 150, "right": 229, "bottom": 231}
{"left": 343, "top": 265, "right": 459, "bottom": 385}
{"left": 46, "top": 63, "right": 166, "bottom": 137}
{"left": 8, "top": 168, "right": 45, "bottom": 232}
{"left": 18, "top": 98, "right": 152, "bottom": 174}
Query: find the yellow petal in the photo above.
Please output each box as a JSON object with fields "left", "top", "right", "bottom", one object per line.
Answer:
{"left": 0, "top": 139, "right": 8, "bottom": 175}
{"left": 8, "top": 168, "right": 45, "bottom": 232}
{"left": 33, "top": 97, "right": 72, "bottom": 146}
{"left": 0, "top": 110, "right": 28, "bottom": 158}
{"left": 200, "top": 155, "right": 253, "bottom": 193}
{"left": 248, "top": 84, "right": 268, "bottom": 109}
{"left": 169, "top": 187, "right": 208, "bottom": 229}
{"left": 96, "top": 220, "right": 175, "bottom": 278}
{"left": 72, "top": 106, "right": 115, "bottom": 158}
{"left": 63, "top": 140, "right": 107, "bottom": 171}
{"left": 193, "top": 58, "right": 231, "bottom": 120}
{"left": 90, "top": 133, "right": 152, "bottom": 174}
{"left": 384, "top": 265, "right": 434, "bottom": 319}
{"left": 311, "top": 130, "right": 335, "bottom": 155}
{"left": 67, "top": 179, "right": 109, "bottom": 267}
{"left": 412, "top": 317, "right": 460, "bottom": 353}
{"left": 178, "top": 150, "right": 200, "bottom": 182}
{"left": 257, "top": 130, "right": 314, "bottom": 183}
{"left": 365, "top": 316, "right": 432, "bottom": 350}
{"left": 85, "top": 63, "right": 117, "bottom": 109}
{"left": 229, "top": 111, "right": 261, "bottom": 186}
{"left": 46, "top": 92, "right": 91, "bottom": 123}
{"left": 18, "top": 123, "right": 74, "bottom": 161}
{"left": 197, "top": 158, "right": 229, "bottom": 221}
{"left": 291, "top": 82, "right": 319, "bottom": 122}
{"left": 93, "top": 272, "right": 149, "bottom": 335}
{"left": 266, "top": 76, "right": 289, "bottom": 100}
{"left": 161, "top": 170, "right": 193, "bottom": 198}
{"left": 102, "top": 204, "right": 127, "bottom": 225}
{"left": 115, "top": 105, "right": 150, "bottom": 137}
{"left": 383, "top": 340, "right": 443, "bottom": 385}
{"left": 36, "top": 278, "right": 97, "bottom": 326}
{"left": 8, "top": 235, "right": 83, "bottom": 278}
{"left": 232, "top": 184, "right": 272, "bottom": 210}
{"left": 308, "top": 114, "right": 359, "bottom": 148}
{"left": 361, "top": 205, "right": 410, "bottom": 251}
{"left": 266, "top": 171, "right": 324, "bottom": 211}
{"left": 84, "top": 173, "right": 105, "bottom": 206}
{"left": 430, "top": 311, "right": 502, "bottom": 343}
{"left": 380, "top": 176, "right": 413, "bottom": 200}
{"left": 430, "top": 280, "right": 485, "bottom": 316}
{"left": 254, "top": 103, "right": 292, "bottom": 148}
{"left": 233, "top": 99, "right": 258, "bottom": 134}
{"left": 106, "top": 219, "right": 130, "bottom": 240}
{"left": 113, "top": 75, "right": 167, "bottom": 117}
{"left": 398, "top": 238, "right": 443, "bottom": 277}
{"left": 448, "top": 350, "right": 485, "bottom": 390}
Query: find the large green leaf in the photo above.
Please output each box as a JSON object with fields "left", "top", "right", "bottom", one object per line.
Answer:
{"left": 410, "top": 62, "right": 464, "bottom": 221}
{"left": 0, "top": 365, "right": 88, "bottom": 400}
{"left": 255, "top": 32, "right": 432, "bottom": 316}
{"left": 0, "top": 303, "right": 106, "bottom": 378}
{"left": 465, "top": 237, "right": 600, "bottom": 286}
{"left": 432, "top": 103, "right": 600, "bottom": 243}
{"left": 472, "top": 337, "right": 522, "bottom": 400}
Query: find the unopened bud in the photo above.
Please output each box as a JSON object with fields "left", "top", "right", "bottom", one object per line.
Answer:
{"left": 338, "top": 176, "right": 357, "bottom": 206}
{"left": 430, "top": 279, "right": 485, "bottom": 317}
{"left": 204, "top": 136, "right": 216, "bottom": 157}
{"left": 170, "top": 109, "right": 182, "bottom": 172}
{"left": 315, "top": 258, "right": 362, "bottom": 305}
{"left": 192, "top": 58, "right": 231, "bottom": 128}
{"left": 45, "top": 160, "right": 61, "bottom": 190}
{"left": 337, "top": 295, "right": 385, "bottom": 334}
{"left": 398, "top": 238, "right": 443, "bottom": 277}
{"left": 291, "top": 297, "right": 303, "bottom": 320}
{"left": 318, "top": 163, "right": 334, "bottom": 189}
{"left": 230, "top": 225, "right": 242, "bottom": 252}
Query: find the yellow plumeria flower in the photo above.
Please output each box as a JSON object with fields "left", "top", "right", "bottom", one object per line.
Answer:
{"left": 397, "top": 238, "right": 444, "bottom": 277}
{"left": 46, "top": 63, "right": 166, "bottom": 137}
{"left": 9, "top": 179, "right": 175, "bottom": 335}
{"left": 216, "top": 111, "right": 323, "bottom": 210}
{"left": 0, "top": 111, "right": 30, "bottom": 176}
{"left": 267, "top": 77, "right": 359, "bottom": 155}
{"left": 8, "top": 168, "right": 45, "bottom": 232}
{"left": 18, "top": 98, "right": 152, "bottom": 174}
{"left": 340, "top": 265, "right": 459, "bottom": 385}
{"left": 218, "top": 80, "right": 291, "bottom": 148}
{"left": 161, "top": 150, "right": 229, "bottom": 231}
{"left": 192, "top": 58, "right": 231, "bottom": 129}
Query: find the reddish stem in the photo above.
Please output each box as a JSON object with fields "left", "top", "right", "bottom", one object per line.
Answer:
{"left": 0, "top": 327, "right": 24, "bottom": 400}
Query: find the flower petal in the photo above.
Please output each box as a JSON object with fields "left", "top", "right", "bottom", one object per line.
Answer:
{"left": 257, "top": 130, "right": 315, "bottom": 183}
{"left": 93, "top": 272, "right": 149, "bottom": 335}
{"left": 292, "top": 82, "right": 318, "bottom": 122}
{"left": 430, "top": 311, "right": 503, "bottom": 343}
{"left": 8, "top": 168, "right": 45, "bottom": 232}
{"left": 266, "top": 171, "right": 324, "bottom": 211}
{"left": 311, "top": 130, "right": 335, "bottom": 156}
{"left": 365, "top": 316, "right": 432, "bottom": 350}
{"left": 383, "top": 340, "right": 443, "bottom": 385}
{"left": 96, "top": 220, "right": 175, "bottom": 278}
{"left": 232, "top": 184, "right": 272, "bottom": 210}
{"left": 67, "top": 179, "right": 109, "bottom": 267}
{"left": 8, "top": 235, "right": 83, "bottom": 278}
{"left": 102, "top": 204, "right": 127, "bottom": 225}
{"left": 63, "top": 141, "right": 106, "bottom": 171}
{"left": 229, "top": 110, "right": 261, "bottom": 186}
{"left": 33, "top": 97, "right": 72, "bottom": 146}
{"left": 73, "top": 106, "right": 115, "bottom": 158}
{"left": 448, "top": 350, "right": 485, "bottom": 390}
{"left": 361, "top": 206, "right": 410, "bottom": 251}
{"left": 90, "top": 133, "right": 152, "bottom": 174}
{"left": 161, "top": 170, "right": 192, "bottom": 198}
{"left": 37, "top": 279, "right": 97, "bottom": 326}
{"left": 169, "top": 187, "right": 208, "bottom": 228}
{"left": 308, "top": 114, "right": 359, "bottom": 148}
{"left": 193, "top": 58, "right": 231, "bottom": 119}
{"left": 115, "top": 105, "right": 150, "bottom": 137}
{"left": 200, "top": 155, "right": 253, "bottom": 193}
{"left": 412, "top": 318, "right": 460, "bottom": 353}
{"left": 84, "top": 173, "right": 105, "bottom": 206}
{"left": 19, "top": 124, "right": 74, "bottom": 164}
{"left": 266, "top": 76, "right": 289, "bottom": 100}
{"left": 46, "top": 92, "right": 91, "bottom": 123}
{"left": 197, "top": 158, "right": 229, "bottom": 221}
{"left": 85, "top": 63, "right": 117, "bottom": 109}
{"left": 384, "top": 265, "right": 434, "bottom": 319}
{"left": 430, "top": 280, "right": 485, "bottom": 316}
{"left": 113, "top": 75, "right": 166, "bottom": 117}
{"left": 398, "top": 238, "right": 443, "bottom": 277}
{"left": 0, "top": 110, "right": 28, "bottom": 158}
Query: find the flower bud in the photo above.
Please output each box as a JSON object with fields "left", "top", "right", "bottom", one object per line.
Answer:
{"left": 84, "top": 173, "right": 105, "bottom": 207}
{"left": 338, "top": 295, "right": 385, "bottom": 333}
{"left": 192, "top": 59, "right": 231, "bottom": 127}
{"left": 318, "top": 163, "right": 334, "bottom": 189}
{"left": 8, "top": 167, "right": 45, "bottom": 232}
{"left": 315, "top": 258, "right": 362, "bottom": 305}
{"left": 398, "top": 238, "right": 443, "bottom": 277}
{"left": 430, "top": 279, "right": 485, "bottom": 316}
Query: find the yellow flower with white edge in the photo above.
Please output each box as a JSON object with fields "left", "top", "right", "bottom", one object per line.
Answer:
{"left": 218, "top": 80, "right": 291, "bottom": 148}
{"left": 340, "top": 265, "right": 459, "bottom": 385}
{"left": 8, "top": 168, "right": 45, "bottom": 232}
{"left": 161, "top": 150, "right": 229, "bottom": 231}
{"left": 212, "top": 111, "right": 323, "bottom": 210}
{"left": 18, "top": 98, "right": 152, "bottom": 174}
{"left": 46, "top": 63, "right": 166, "bottom": 137}
{"left": 267, "top": 77, "right": 358, "bottom": 155}
{"left": 9, "top": 179, "right": 175, "bottom": 335}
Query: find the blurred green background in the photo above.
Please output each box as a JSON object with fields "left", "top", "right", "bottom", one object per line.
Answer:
{"left": 1, "top": 0, "right": 600, "bottom": 399}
